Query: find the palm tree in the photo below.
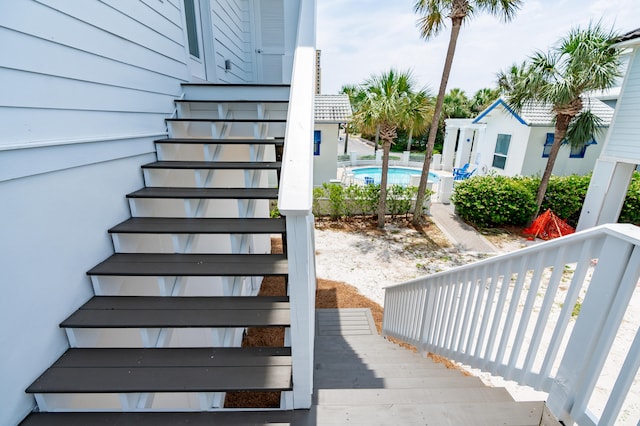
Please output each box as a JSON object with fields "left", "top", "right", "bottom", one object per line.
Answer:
{"left": 443, "top": 88, "right": 471, "bottom": 119}
{"left": 498, "top": 24, "right": 621, "bottom": 222}
{"left": 354, "top": 69, "right": 416, "bottom": 228}
{"left": 400, "top": 90, "right": 434, "bottom": 152}
{"left": 411, "top": 0, "right": 522, "bottom": 225}
{"left": 340, "top": 84, "right": 367, "bottom": 154}
{"left": 470, "top": 87, "right": 500, "bottom": 114}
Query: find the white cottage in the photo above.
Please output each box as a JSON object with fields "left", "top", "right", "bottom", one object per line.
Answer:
{"left": 313, "top": 94, "right": 352, "bottom": 185}
{"left": 578, "top": 28, "right": 640, "bottom": 230}
{"left": 442, "top": 98, "right": 613, "bottom": 177}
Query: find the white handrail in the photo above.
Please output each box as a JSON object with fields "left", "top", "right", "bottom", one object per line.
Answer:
{"left": 383, "top": 223, "right": 640, "bottom": 425}
{"left": 277, "top": 0, "right": 316, "bottom": 409}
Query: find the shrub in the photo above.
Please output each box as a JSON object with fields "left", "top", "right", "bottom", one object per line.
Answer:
{"left": 345, "top": 183, "right": 379, "bottom": 216}
{"left": 387, "top": 185, "right": 418, "bottom": 217}
{"left": 452, "top": 175, "right": 537, "bottom": 227}
{"left": 620, "top": 172, "right": 640, "bottom": 225}
{"left": 541, "top": 174, "right": 591, "bottom": 226}
{"left": 313, "top": 183, "right": 421, "bottom": 218}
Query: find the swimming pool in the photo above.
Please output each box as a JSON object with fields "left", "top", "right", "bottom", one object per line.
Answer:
{"left": 351, "top": 167, "right": 439, "bottom": 186}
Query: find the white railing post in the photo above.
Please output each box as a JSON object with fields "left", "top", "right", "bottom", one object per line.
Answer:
{"left": 278, "top": 0, "right": 316, "bottom": 409}
{"left": 548, "top": 234, "right": 640, "bottom": 424}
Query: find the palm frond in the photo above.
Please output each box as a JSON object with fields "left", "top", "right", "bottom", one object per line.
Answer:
{"left": 475, "top": 0, "right": 522, "bottom": 22}
{"left": 566, "top": 108, "right": 603, "bottom": 147}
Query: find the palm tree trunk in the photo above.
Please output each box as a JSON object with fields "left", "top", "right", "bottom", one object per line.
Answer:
{"left": 343, "top": 126, "right": 350, "bottom": 154}
{"left": 406, "top": 128, "right": 414, "bottom": 152}
{"left": 531, "top": 114, "right": 572, "bottom": 223}
{"left": 378, "top": 138, "right": 391, "bottom": 228}
{"left": 412, "top": 17, "right": 464, "bottom": 225}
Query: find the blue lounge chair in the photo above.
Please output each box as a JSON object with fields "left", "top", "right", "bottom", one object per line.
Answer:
{"left": 453, "top": 164, "right": 476, "bottom": 181}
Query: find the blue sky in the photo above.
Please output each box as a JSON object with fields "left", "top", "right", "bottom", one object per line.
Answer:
{"left": 316, "top": 0, "right": 640, "bottom": 95}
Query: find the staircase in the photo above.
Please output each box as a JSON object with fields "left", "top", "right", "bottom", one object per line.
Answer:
{"left": 23, "top": 84, "right": 296, "bottom": 416}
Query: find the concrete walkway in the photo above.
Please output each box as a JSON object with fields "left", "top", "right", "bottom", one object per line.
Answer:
{"left": 430, "top": 202, "right": 498, "bottom": 253}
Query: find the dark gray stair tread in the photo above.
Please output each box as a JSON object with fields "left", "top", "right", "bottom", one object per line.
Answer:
{"left": 141, "top": 161, "right": 281, "bottom": 170}
{"left": 27, "top": 347, "right": 291, "bottom": 393}
{"left": 155, "top": 137, "right": 284, "bottom": 145}
{"left": 166, "top": 118, "right": 286, "bottom": 123}
{"left": 126, "top": 187, "right": 278, "bottom": 199}
{"left": 109, "top": 217, "right": 286, "bottom": 234}
{"left": 61, "top": 296, "right": 290, "bottom": 328}
{"left": 20, "top": 410, "right": 312, "bottom": 426}
{"left": 87, "top": 253, "right": 288, "bottom": 276}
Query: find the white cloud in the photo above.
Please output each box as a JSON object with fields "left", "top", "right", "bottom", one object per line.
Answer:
{"left": 317, "top": 0, "right": 640, "bottom": 95}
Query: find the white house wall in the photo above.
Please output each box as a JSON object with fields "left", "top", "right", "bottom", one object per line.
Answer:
{"left": 601, "top": 47, "right": 640, "bottom": 162}
{"left": 475, "top": 108, "right": 531, "bottom": 176}
{"left": 0, "top": 154, "right": 154, "bottom": 425}
{"left": 520, "top": 127, "right": 606, "bottom": 177}
{"left": 2, "top": 1, "right": 187, "bottom": 424}
{"left": 313, "top": 123, "right": 339, "bottom": 185}
{"left": 0, "top": 0, "right": 188, "bottom": 148}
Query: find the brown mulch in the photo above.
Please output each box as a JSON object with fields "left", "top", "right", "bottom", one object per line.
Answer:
{"left": 224, "top": 229, "right": 469, "bottom": 408}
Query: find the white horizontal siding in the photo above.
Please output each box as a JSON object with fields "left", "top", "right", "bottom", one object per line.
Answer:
{"left": 0, "top": 107, "right": 168, "bottom": 148}
{"left": 1, "top": 1, "right": 188, "bottom": 78}
{"left": 603, "top": 49, "right": 640, "bottom": 161}
{"left": 0, "top": 0, "right": 191, "bottom": 148}
{"left": 101, "top": 0, "right": 184, "bottom": 41}
{"left": 1, "top": 28, "right": 180, "bottom": 95}
{"left": 2, "top": 69, "right": 176, "bottom": 113}
{"left": 36, "top": 0, "right": 186, "bottom": 61}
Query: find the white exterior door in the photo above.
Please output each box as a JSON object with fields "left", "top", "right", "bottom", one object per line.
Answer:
{"left": 254, "top": 0, "right": 285, "bottom": 83}
{"left": 182, "top": 0, "right": 207, "bottom": 81}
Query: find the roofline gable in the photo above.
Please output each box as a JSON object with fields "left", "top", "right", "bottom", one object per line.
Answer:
{"left": 472, "top": 98, "right": 527, "bottom": 126}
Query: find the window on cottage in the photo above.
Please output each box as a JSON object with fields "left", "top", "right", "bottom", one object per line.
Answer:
{"left": 542, "top": 133, "right": 554, "bottom": 158}
{"left": 567, "top": 138, "right": 597, "bottom": 158}
{"left": 313, "top": 130, "right": 321, "bottom": 156}
{"left": 492, "top": 134, "right": 511, "bottom": 169}
{"left": 569, "top": 143, "right": 588, "bottom": 158}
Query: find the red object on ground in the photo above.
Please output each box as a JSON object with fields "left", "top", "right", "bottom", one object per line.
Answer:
{"left": 523, "top": 209, "right": 575, "bottom": 240}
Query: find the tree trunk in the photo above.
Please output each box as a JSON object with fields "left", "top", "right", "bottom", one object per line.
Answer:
{"left": 412, "top": 17, "right": 464, "bottom": 225}
{"left": 374, "top": 125, "right": 380, "bottom": 153}
{"left": 406, "top": 128, "right": 414, "bottom": 152}
{"left": 377, "top": 138, "right": 391, "bottom": 228}
{"left": 531, "top": 113, "right": 572, "bottom": 223}
{"left": 343, "top": 126, "right": 350, "bottom": 154}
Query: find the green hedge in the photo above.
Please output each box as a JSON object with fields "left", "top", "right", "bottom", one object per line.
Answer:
{"left": 620, "top": 172, "right": 640, "bottom": 224}
{"left": 451, "top": 176, "right": 536, "bottom": 227}
{"left": 452, "top": 172, "right": 640, "bottom": 228}
{"left": 313, "top": 182, "right": 424, "bottom": 218}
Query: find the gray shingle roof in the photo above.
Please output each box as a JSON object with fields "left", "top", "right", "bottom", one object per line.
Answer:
{"left": 519, "top": 97, "right": 614, "bottom": 126}
{"left": 473, "top": 97, "right": 614, "bottom": 127}
{"left": 315, "top": 94, "right": 352, "bottom": 123}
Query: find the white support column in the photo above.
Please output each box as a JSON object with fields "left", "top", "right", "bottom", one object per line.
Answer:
{"left": 454, "top": 127, "right": 475, "bottom": 169}
{"left": 441, "top": 124, "right": 459, "bottom": 172}
{"left": 285, "top": 213, "right": 316, "bottom": 409}
{"left": 577, "top": 159, "right": 636, "bottom": 231}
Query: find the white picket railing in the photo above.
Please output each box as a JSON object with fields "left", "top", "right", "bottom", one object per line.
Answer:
{"left": 383, "top": 223, "right": 640, "bottom": 426}
{"left": 277, "top": 0, "right": 317, "bottom": 409}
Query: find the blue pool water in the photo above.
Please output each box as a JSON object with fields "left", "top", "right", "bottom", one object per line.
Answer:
{"left": 351, "top": 167, "right": 439, "bottom": 186}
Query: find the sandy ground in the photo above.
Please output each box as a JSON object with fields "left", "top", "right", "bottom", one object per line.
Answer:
{"left": 314, "top": 217, "right": 640, "bottom": 424}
